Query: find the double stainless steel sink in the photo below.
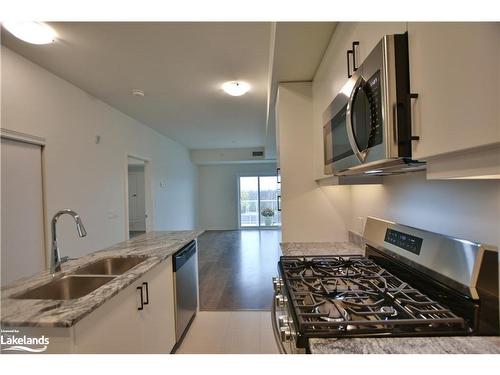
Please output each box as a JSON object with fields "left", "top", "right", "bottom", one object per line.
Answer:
{"left": 13, "top": 256, "right": 148, "bottom": 300}
{"left": 72, "top": 256, "right": 148, "bottom": 276}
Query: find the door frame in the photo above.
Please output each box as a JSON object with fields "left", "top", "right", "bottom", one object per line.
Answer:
{"left": 236, "top": 172, "right": 280, "bottom": 230}
{"left": 124, "top": 154, "right": 153, "bottom": 240}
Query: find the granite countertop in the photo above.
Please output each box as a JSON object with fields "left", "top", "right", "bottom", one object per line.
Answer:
{"left": 280, "top": 241, "right": 364, "bottom": 257}
{"left": 309, "top": 336, "right": 500, "bottom": 354}
{"left": 0, "top": 230, "right": 203, "bottom": 328}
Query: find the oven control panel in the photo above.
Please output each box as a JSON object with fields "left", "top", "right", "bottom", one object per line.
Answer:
{"left": 384, "top": 228, "right": 423, "bottom": 256}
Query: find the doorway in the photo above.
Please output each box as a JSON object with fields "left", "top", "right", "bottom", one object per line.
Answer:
{"left": 238, "top": 175, "right": 281, "bottom": 228}
{"left": 126, "top": 156, "right": 151, "bottom": 239}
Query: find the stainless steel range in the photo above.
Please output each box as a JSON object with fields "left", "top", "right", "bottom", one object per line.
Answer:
{"left": 272, "top": 217, "right": 499, "bottom": 354}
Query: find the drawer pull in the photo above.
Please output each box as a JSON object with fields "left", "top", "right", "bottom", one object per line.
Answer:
{"left": 137, "top": 286, "right": 144, "bottom": 310}
{"left": 142, "top": 282, "right": 149, "bottom": 305}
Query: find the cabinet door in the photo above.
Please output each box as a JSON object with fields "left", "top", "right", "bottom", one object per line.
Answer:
{"left": 73, "top": 279, "right": 146, "bottom": 353}
{"left": 141, "top": 257, "right": 176, "bottom": 353}
{"left": 408, "top": 22, "right": 500, "bottom": 159}
{"left": 350, "top": 22, "right": 407, "bottom": 66}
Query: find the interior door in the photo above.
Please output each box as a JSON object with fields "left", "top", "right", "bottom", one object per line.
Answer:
{"left": 128, "top": 170, "right": 146, "bottom": 232}
{"left": 1, "top": 138, "right": 45, "bottom": 286}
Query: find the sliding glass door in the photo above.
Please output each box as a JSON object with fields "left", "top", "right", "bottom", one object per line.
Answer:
{"left": 239, "top": 175, "right": 281, "bottom": 228}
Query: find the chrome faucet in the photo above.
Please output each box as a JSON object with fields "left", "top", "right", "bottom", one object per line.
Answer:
{"left": 51, "top": 209, "right": 87, "bottom": 274}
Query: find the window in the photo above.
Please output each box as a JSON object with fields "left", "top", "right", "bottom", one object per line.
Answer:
{"left": 239, "top": 175, "right": 281, "bottom": 228}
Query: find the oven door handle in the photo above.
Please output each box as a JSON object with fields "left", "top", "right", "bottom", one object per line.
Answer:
{"left": 271, "top": 290, "right": 288, "bottom": 354}
{"left": 346, "top": 75, "right": 367, "bottom": 163}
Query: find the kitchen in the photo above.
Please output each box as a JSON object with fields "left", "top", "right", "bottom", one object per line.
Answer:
{"left": 1, "top": 0, "right": 499, "bottom": 373}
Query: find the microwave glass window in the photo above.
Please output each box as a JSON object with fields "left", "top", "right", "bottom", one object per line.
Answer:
{"left": 351, "top": 71, "right": 383, "bottom": 152}
{"left": 331, "top": 105, "right": 353, "bottom": 162}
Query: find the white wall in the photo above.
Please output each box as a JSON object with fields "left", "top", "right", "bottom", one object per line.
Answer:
{"left": 190, "top": 147, "right": 268, "bottom": 164}
{"left": 277, "top": 82, "right": 351, "bottom": 243}
{"left": 349, "top": 172, "right": 500, "bottom": 247}
{"left": 197, "top": 163, "right": 277, "bottom": 230}
{"left": 311, "top": 22, "right": 500, "bottom": 247}
{"left": 1, "top": 47, "right": 198, "bottom": 261}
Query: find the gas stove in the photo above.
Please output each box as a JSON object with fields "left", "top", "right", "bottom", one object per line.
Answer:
{"left": 272, "top": 218, "right": 499, "bottom": 354}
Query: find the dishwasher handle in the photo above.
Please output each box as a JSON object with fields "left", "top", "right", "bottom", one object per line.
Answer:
{"left": 173, "top": 240, "right": 196, "bottom": 271}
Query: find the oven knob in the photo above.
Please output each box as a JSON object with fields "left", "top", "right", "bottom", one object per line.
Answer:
{"left": 272, "top": 277, "right": 284, "bottom": 292}
{"left": 274, "top": 294, "right": 288, "bottom": 307}
{"left": 280, "top": 326, "right": 293, "bottom": 342}
{"left": 278, "top": 315, "right": 292, "bottom": 327}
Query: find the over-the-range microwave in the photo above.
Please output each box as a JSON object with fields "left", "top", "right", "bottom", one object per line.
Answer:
{"left": 323, "top": 33, "right": 426, "bottom": 176}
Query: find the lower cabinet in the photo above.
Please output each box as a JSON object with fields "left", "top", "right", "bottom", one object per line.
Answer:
{"left": 74, "top": 256, "right": 176, "bottom": 354}
{"left": 141, "top": 257, "right": 176, "bottom": 353}
{"left": 19, "top": 257, "right": 177, "bottom": 354}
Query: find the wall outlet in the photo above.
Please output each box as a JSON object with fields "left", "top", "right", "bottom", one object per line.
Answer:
{"left": 160, "top": 180, "right": 167, "bottom": 188}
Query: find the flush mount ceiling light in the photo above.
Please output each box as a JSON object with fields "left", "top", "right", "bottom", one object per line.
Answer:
{"left": 222, "top": 81, "right": 250, "bottom": 96}
{"left": 2, "top": 21, "right": 56, "bottom": 45}
{"left": 131, "top": 89, "right": 145, "bottom": 97}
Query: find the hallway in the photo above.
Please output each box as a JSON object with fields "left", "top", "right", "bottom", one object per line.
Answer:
{"left": 197, "top": 230, "right": 281, "bottom": 310}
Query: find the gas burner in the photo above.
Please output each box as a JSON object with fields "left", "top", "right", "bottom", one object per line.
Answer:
{"left": 279, "top": 255, "right": 466, "bottom": 336}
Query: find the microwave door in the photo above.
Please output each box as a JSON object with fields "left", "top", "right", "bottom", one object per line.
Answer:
{"left": 330, "top": 105, "right": 358, "bottom": 174}
{"left": 346, "top": 75, "right": 368, "bottom": 162}
{"left": 346, "top": 69, "right": 385, "bottom": 165}
{"left": 323, "top": 122, "right": 334, "bottom": 175}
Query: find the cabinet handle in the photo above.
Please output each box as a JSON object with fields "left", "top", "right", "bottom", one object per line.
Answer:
{"left": 410, "top": 93, "right": 420, "bottom": 141}
{"left": 347, "top": 50, "right": 353, "bottom": 78}
{"left": 277, "top": 195, "right": 281, "bottom": 212}
{"left": 137, "top": 286, "right": 144, "bottom": 310}
{"left": 352, "top": 41, "right": 359, "bottom": 71}
{"left": 142, "top": 282, "right": 149, "bottom": 305}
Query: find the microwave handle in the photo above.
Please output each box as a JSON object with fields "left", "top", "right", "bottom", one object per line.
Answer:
{"left": 346, "top": 75, "right": 366, "bottom": 163}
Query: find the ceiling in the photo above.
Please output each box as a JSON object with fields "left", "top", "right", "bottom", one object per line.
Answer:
{"left": 265, "top": 22, "right": 337, "bottom": 159}
{"left": 1, "top": 22, "right": 336, "bottom": 151}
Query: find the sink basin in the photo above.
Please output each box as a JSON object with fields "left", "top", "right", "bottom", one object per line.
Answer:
{"left": 72, "top": 256, "right": 148, "bottom": 276}
{"left": 13, "top": 275, "right": 115, "bottom": 300}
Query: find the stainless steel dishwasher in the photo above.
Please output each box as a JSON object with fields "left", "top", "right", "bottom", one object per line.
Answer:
{"left": 172, "top": 240, "right": 198, "bottom": 342}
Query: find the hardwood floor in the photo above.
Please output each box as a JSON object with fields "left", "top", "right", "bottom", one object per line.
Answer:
{"left": 197, "top": 229, "right": 281, "bottom": 310}
{"left": 129, "top": 230, "right": 145, "bottom": 238}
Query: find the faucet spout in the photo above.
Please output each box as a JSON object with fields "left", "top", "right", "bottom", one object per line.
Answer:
{"left": 50, "top": 209, "right": 87, "bottom": 274}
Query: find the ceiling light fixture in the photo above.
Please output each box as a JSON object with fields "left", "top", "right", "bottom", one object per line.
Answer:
{"left": 2, "top": 21, "right": 56, "bottom": 45}
{"left": 131, "top": 89, "right": 145, "bottom": 97}
{"left": 222, "top": 81, "right": 250, "bottom": 96}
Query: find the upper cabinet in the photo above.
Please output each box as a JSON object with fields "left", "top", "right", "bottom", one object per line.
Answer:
{"left": 408, "top": 23, "right": 500, "bottom": 160}
{"left": 312, "top": 22, "right": 500, "bottom": 181}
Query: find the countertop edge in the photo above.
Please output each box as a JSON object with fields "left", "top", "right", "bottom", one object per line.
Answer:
{"left": 308, "top": 336, "right": 500, "bottom": 354}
